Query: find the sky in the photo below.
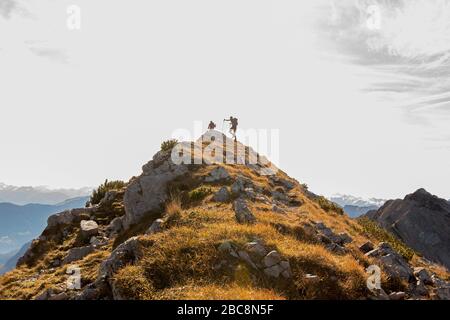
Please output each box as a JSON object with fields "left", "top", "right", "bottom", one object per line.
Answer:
{"left": 0, "top": 0, "right": 449, "bottom": 200}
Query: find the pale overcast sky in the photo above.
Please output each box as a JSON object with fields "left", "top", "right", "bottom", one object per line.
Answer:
{"left": 0, "top": 0, "right": 449, "bottom": 200}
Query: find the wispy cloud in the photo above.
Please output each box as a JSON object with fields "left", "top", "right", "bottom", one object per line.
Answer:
{"left": 318, "top": 0, "right": 450, "bottom": 114}
{"left": 0, "top": 0, "right": 17, "bottom": 19}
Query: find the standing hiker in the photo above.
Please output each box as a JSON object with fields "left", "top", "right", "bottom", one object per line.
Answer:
{"left": 208, "top": 121, "right": 216, "bottom": 130}
{"left": 224, "top": 116, "right": 238, "bottom": 141}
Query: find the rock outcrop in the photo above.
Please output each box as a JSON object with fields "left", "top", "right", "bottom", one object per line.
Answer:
{"left": 365, "top": 189, "right": 450, "bottom": 269}
{"left": 123, "top": 149, "right": 190, "bottom": 229}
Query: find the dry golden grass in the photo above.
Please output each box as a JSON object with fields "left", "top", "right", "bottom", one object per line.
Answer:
{"left": 154, "top": 283, "right": 286, "bottom": 300}
{"left": 3, "top": 156, "right": 444, "bottom": 300}
{"left": 110, "top": 196, "right": 371, "bottom": 300}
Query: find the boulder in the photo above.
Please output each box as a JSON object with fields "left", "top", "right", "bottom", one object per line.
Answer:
{"left": 264, "top": 264, "right": 282, "bottom": 278}
{"left": 233, "top": 198, "right": 256, "bottom": 224}
{"left": 413, "top": 267, "right": 433, "bottom": 285}
{"left": 263, "top": 250, "right": 282, "bottom": 268}
{"left": 366, "top": 243, "right": 414, "bottom": 282}
{"left": 245, "top": 241, "right": 268, "bottom": 257}
{"left": 272, "top": 205, "right": 286, "bottom": 214}
{"left": 314, "top": 222, "right": 342, "bottom": 244}
{"left": 359, "top": 241, "right": 375, "bottom": 253}
{"left": 237, "top": 251, "right": 257, "bottom": 269}
{"left": 47, "top": 208, "right": 95, "bottom": 229}
{"left": 123, "top": 149, "right": 190, "bottom": 229}
{"left": 338, "top": 233, "right": 353, "bottom": 244}
{"left": 389, "top": 292, "right": 406, "bottom": 300}
{"left": 63, "top": 245, "right": 95, "bottom": 265}
{"left": 80, "top": 220, "right": 99, "bottom": 239}
{"left": 230, "top": 176, "right": 252, "bottom": 195}
{"left": 326, "top": 243, "right": 348, "bottom": 255}
{"left": 204, "top": 167, "right": 230, "bottom": 182}
{"left": 146, "top": 219, "right": 164, "bottom": 235}
{"left": 97, "top": 237, "right": 142, "bottom": 284}
{"left": 106, "top": 217, "right": 123, "bottom": 236}
{"left": 431, "top": 275, "right": 450, "bottom": 300}
{"left": 213, "top": 187, "right": 230, "bottom": 202}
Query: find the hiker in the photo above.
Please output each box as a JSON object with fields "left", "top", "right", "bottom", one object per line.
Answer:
{"left": 208, "top": 121, "right": 216, "bottom": 130}
{"left": 224, "top": 116, "right": 238, "bottom": 141}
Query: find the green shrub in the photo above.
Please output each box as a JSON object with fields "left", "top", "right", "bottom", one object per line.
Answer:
{"left": 188, "top": 186, "right": 212, "bottom": 202}
{"left": 316, "top": 196, "right": 344, "bottom": 215}
{"left": 161, "top": 139, "right": 179, "bottom": 152}
{"left": 357, "top": 217, "right": 416, "bottom": 261}
{"left": 300, "top": 183, "right": 308, "bottom": 191}
{"left": 87, "top": 179, "right": 126, "bottom": 206}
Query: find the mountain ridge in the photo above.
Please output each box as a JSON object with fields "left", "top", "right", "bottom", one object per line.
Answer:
{"left": 365, "top": 188, "right": 450, "bottom": 270}
{"left": 1, "top": 132, "right": 449, "bottom": 300}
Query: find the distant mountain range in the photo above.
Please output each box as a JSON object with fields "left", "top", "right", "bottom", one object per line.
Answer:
{"left": 328, "top": 194, "right": 387, "bottom": 217}
{"left": 0, "top": 196, "right": 89, "bottom": 254}
{"left": 0, "top": 183, "right": 91, "bottom": 205}
{"left": 329, "top": 194, "right": 387, "bottom": 208}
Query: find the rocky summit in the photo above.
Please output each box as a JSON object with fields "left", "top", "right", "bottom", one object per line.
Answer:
{"left": 0, "top": 134, "right": 449, "bottom": 300}
{"left": 365, "top": 188, "right": 450, "bottom": 270}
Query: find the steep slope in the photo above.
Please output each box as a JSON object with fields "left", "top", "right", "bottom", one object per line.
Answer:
{"left": 0, "top": 197, "right": 89, "bottom": 253}
{"left": 365, "top": 189, "right": 450, "bottom": 270}
{"left": 0, "top": 132, "right": 449, "bottom": 300}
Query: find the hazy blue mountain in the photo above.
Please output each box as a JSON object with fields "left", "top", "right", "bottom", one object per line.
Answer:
{"left": 0, "top": 249, "right": 17, "bottom": 266}
{"left": 0, "top": 241, "right": 31, "bottom": 275}
{"left": 0, "top": 196, "right": 89, "bottom": 254}
{"left": 342, "top": 205, "right": 379, "bottom": 218}
{"left": 0, "top": 182, "right": 91, "bottom": 205}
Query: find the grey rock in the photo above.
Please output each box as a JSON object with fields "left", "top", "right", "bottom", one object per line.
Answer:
{"left": 238, "top": 250, "right": 257, "bottom": 269}
{"left": 410, "top": 280, "right": 429, "bottom": 297}
{"left": 269, "top": 176, "right": 296, "bottom": 190}
{"left": 338, "top": 233, "right": 353, "bottom": 244}
{"left": 63, "top": 245, "right": 94, "bottom": 265}
{"left": 389, "top": 292, "right": 406, "bottom": 300}
{"left": 123, "top": 149, "right": 190, "bottom": 229}
{"left": 431, "top": 275, "right": 450, "bottom": 300}
{"left": 97, "top": 237, "right": 142, "bottom": 284}
{"left": 47, "top": 208, "right": 95, "bottom": 229}
{"left": 272, "top": 190, "right": 290, "bottom": 203}
{"left": 264, "top": 264, "right": 283, "bottom": 278}
{"left": 231, "top": 176, "right": 251, "bottom": 195}
{"left": 245, "top": 241, "right": 268, "bottom": 257}
{"left": 272, "top": 205, "right": 286, "bottom": 214}
{"left": 263, "top": 250, "right": 282, "bottom": 268}
{"left": 413, "top": 267, "right": 433, "bottom": 285}
{"left": 146, "top": 219, "right": 164, "bottom": 235}
{"left": 359, "top": 241, "right": 375, "bottom": 253}
{"left": 80, "top": 220, "right": 99, "bottom": 239}
{"left": 314, "top": 222, "right": 343, "bottom": 244}
{"left": 106, "top": 217, "right": 123, "bottom": 236}
{"left": 204, "top": 167, "right": 230, "bottom": 182}
{"left": 366, "top": 243, "right": 414, "bottom": 282}
{"left": 233, "top": 198, "right": 256, "bottom": 224}
{"left": 218, "top": 240, "right": 234, "bottom": 253}
{"left": 213, "top": 187, "right": 230, "bottom": 202}
{"left": 326, "top": 243, "right": 348, "bottom": 255}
